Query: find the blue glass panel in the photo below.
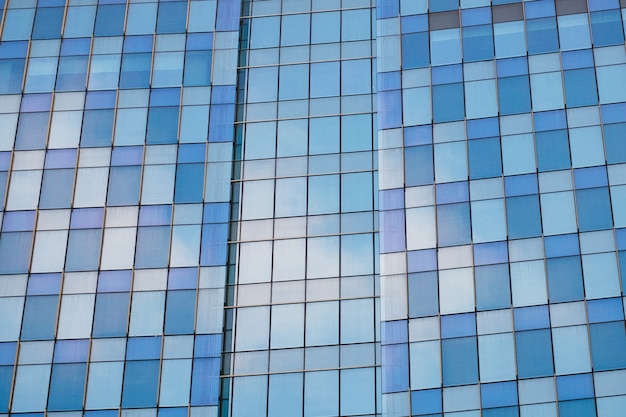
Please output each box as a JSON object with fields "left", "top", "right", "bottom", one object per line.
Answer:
{"left": 147, "top": 106, "right": 179, "bottom": 144}
{"left": 404, "top": 125, "right": 432, "bottom": 146}
{"left": 0, "top": 58, "right": 25, "bottom": 93}
{"left": 381, "top": 344, "right": 409, "bottom": 392}
{"left": 526, "top": 17, "right": 558, "bottom": 54}
{"left": 437, "top": 203, "right": 471, "bottom": 246}
{"left": 81, "top": 109, "right": 114, "bottom": 147}
{"left": 0, "top": 343, "right": 16, "bottom": 366}
{"left": 545, "top": 234, "right": 579, "bottom": 258}
{"left": 174, "top": 163, "right": 205, "bottom": 203}
{"left": 468, "top": 137, "right": 501, "bottom": 179}
{"left": 432, "top": 83, "right": 464, "bottom": 122}
{"left": 590, "top": 322, "right": 626, "bottom": 370}
{"left": 47, "top": 363, "right": 87, "bottom": 411}
{"left": 0, "top": 232, "right": 32, "bottom": 273}
{"left": 382, "top": 320, "right": 408, "bottom": 345}
{"left": 590, "top": 10, "right": 624, "bottom": 46}
{"left": 184, "top": 50, "right": 212, "bottom": 86}
{"left": 407, "top": 249, "right": 438, "bottom": 273}
{"left": 92, "top": 293, "right": 130, "bottom": 337}
{"left": 462, "top": 25, "right": 494, "bottom": 61}
{"left": 27, "top": 274, "right": 61, "bottom": 295}
{"left": 70, "top": 208, "right": 104, "bottom": 229}
{"left": 2, "top": 211, "right": 36, "bottom": 232}
{"left": 546, "top": 256, "right": 584, "bottom": 302}
{"left": 402, "top": 32, "right": 430, "bottom": 68}
{"left": 587, "top": 298, "right": 624, "bottom": 323}
{"left": 441, "top": 313, "right": 476, "bottom": 338}
{"left": 506, "top": 195, "right": 542, "bottom": 239}
{"left": 53, "top": 340, "right": 89, "bottom": 363}
{"left": 157, "top": 1, "right": 188, "bottom": 34}
{"left": 97, "top": 270, "right": 132, "bottom": 293}
{"left": 514, "top": 305, "right": 550, "bottom": 331}
{"left": 121, "top": 360, "right": 160, "bottom": 407}
{"left": 32, "top": 7, "right": 63, "bottom": 39}
{"left": 473, "top": 242, "right": 508, "bottom": 266}
{"left": 604, "top": 123, "right": 626, "bottom": 164}
{"left": 441, "top": 337, "right": 478, "bottom": 386}
{"left": 564, "top": 69, "right": 598, "bottom": 107}
{"left": 200, "top": 223, "right": 228, "bottom": 266}
{"left": 168, "top": 268, "right": 197, "bottom": 290}
{"left": 21, "top": 295, "right": 59, "bottom": 340}
{"left": 165, "top": 290, "right": 196, "bottom": 334}
{"left": 475, "top": 264, "right": 511, "bottom": 310}
{"left": 195, "top": 335, "right": 222, "bottom": 358}
{"left": 558, "top": 399, "right": 597, "bottom": 417}
{"left": 436, "top": 182, "right": 468, "bottom": 204}
{"left": 515, "top": 329, "right": 554, "bottom": 378}
{"left": 411, "top": 389, "right": 442, "bottom": 415}
{"left": 127, "top": 337, "right": 162, "bottom": 360}
{"left": 65, "top": 229, "right": 102, "bottom": 272}
{"left": 576, "top": 187, "right": 613, "bottom": 231}
{"left": 0, "top": 366, "right": 12, "bottom": 412}
{"left": 107, "top": 166, "right": 141, "bottom": 206}
{"left": 408, "top": 272, "right": 439, "bottom": 317}
{"left": 405, "top": 145, "right": 433, "bottom": 186}
{"left": 498, "top": 76, "right": 531, "bottom": 115}
{"left": 481, "top": 381, "right": 518, "bottom": 408}
{"left": 120, "top": 53, "right": 152, "bottom": 89}
{"left": 94, "top": 4, "right": 125, "bottom": 36}
{"left": 557, "top": 374, "right": 594, "bottom": 400}
{"left": 190, "top": 358, "right": 220, "bottom": 405}
{"left": 536, "top": 130, "right": 571, "bottom": 171}
{"left": 135, "top": 226, "right": 171, "bottom": 268}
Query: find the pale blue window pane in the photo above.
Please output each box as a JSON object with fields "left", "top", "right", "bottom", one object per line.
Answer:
{"left": 478, "top": 333, "right": 516, "bottom": 382}
{"left": 268, "top": 373, "right": 303, "bottom": 417}
{"left": 184, "top": 50, "right": 212, "bottom": 87}
{"left": 612, "top": 186, "right": 626, "bottom": 227}
{"left": 465, "top": 79, "right": 498, "bottom": 120}
{"left": 56, "top": 55, "right": 88, "bottom": 91}
{"left": 342, "top": 59, "right": 371, "bottom": 96}
{"left": 312, "top": 11, "right": 340, "bottom": 44}
{"left": 410, "top": 341, "right": 441, "bottom": 389}
{"left": 501, "top": 134, "right": 535, "bottom": 175}
{"left": 282, "top": 13, "right": 310, "bottom": 46}
{"left": 189, "top": 1, "right": 217, "bottom": 33}
{"left": 277, "top": 119, "right": 307, "bottom": 157}
{"left": 304, "top": 371, "right": 338, "bottom": 417}
{"left": 0, "top": 298, "right": 24, "bottom": 341}
{"left": 159, "top": 359, "right": 192, "bottom": 406}
{"left": 308, "top": 175, "right": 339, "bottom": 215}
{"left": 310, "top": 62, "right": 339, "bottom": 98}
{"left": 2, "top": 9, "right": 35, "bottom": 41}
{"left": 471, "top": 199, "right": 506, "bottom": 243}
{"left": 11, "top": 364, "right": 50, "bottom": 412}
{"left": 279, "top": 64, "right": 308, "bottom": 100}
{"left": 63, "top": 6, "right": 96, "bottom": 38}
{"left": 547, "top": 256, "right": 584, "bottom": 302}
{"left": 552, "top": 326, "right": 591, "bottom": 375}
{"left": 341, "top": 233, "right": 374, "bottom": 276}
{"left": 341, "top": 114, "right": 372, "bottom": 152}
{"left": 341, "top": 172, "right": 373, "bottom": 213}
{"left": 582, "top": 252, "right": 621, "bottom": 299}
{"left": 434, "top": 141, "right": 468, "bottom": 183}
{"left": 114, "top": 108, "right": 147, "bottom": 146}
{"left": 340, "top": 368, "right": 375, "bottom": 415}
{"left": 540, "top": 192, "right": 577, "bottom": 235}
{"left": 247, "top": 67, "right": 278, "bottom": 102}
{"left": 0, "top": 58, "right": 26, "bottom": 94}
{"left": 121, "top": 360, "right": 160, "bottom": 408}
{"left": 120, "top": 53, "right": 152, "bottom": 89}
{"left": 88, "top": 55, "right": 121, "bottom": 90}
{"left": 570, "top": 126, "right": 605, "bottom": 168}
{"left": 81, "top": 109, "right": 114, "bottom": 147}
{"left": 403, "top": 87, "right": 432, "bottom": 125}
{"left": 270, "top": 304, "right": 304, "bottom": 349}
{"left": 340, "top": 299, "right": 374, "bottom": 343}
{"left": 342, "top": 9, "right": 370, "bottom": 41}
{"left": 430, "top": 29, "right": 461, "bottom": 66}
{"left": 250, "top": 16, "right": 280, "bottom": 48}
{"left": 24, "top": 57, "right": 58, "bottom": 92}
{"left": 558, "top": 14, "right": 592, "bottom": 51}
{"left": 305, "top": 302, "right": 338, "bottom": 346}
{"left": 126, "top": 3, "right": 157, "bottom": 35}
{"left": 85, "top": 362, "right": 123, "bottom": 409}
{"left": 275, "top": 177, "right": 307, "bottom": 217}
{"left": 494, "top": 21, "right": 526, "bottom": 58}
{"left": 597, "top": 65, "right": 626, "bottom": 104}
{"left": 530, "top": 72, "right": 564, "bottom": 111}
{"left": 152, "top": 52, "right": 184, "bottom": 87}
{"left": 129, "top": 291, "right": 165, "bottom": 336}
{"left": 232, "top": 376, "right": 268, "bottom": 417}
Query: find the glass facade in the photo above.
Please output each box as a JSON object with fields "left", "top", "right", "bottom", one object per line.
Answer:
{"left": 0, "top": 0, "right": 626, "bottom": 417}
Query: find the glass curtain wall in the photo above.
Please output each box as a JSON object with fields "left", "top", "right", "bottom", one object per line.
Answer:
{"left": 0, "top": 0, "right": 240, "bottom": 416}
{"left": 376, "top": 0, "right": 626, "bottom": 416}
{"left": 224, "top": 0, "right": 381, "bottom": 416}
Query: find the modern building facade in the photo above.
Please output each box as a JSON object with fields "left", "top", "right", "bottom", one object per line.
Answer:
{"left": 0, "top": 0, "right": 625, "bottom": 417}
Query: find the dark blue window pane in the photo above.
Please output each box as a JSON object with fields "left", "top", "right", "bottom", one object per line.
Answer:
{"left": 515, "top": 329, "right": 554, "bottom": 378}
{"left": 21, "top": 295, "right": 58, "bottom": 340}
{"left": 475, "top": 264, "right": 511, "bottom": 310}
{"left": 620, "top": 251, "right": 626, "bottom": 293}
{"left": 604, "top": 123, "right": 626, "bottom": 164}
{"left": 47, "top": 363, "right": 87, "bottom": 411}
{"left": 402, "top": 32, "right": 430, "bottom": 69}
{"left": 590, "top": 10, "right": 624, "bottom": 47}
{"left": 32, "top": 7, "right": 64, "bottom": 39}
{"left": 191, "top": 358, "right": 220, "bottom": 405}
{"left": 411, "top": 389, "right": 442, "bottom": 415}
{"left": 430, "top": 0, "right": 458, "bottom": 12}
{"left": 536, "top": 129, "right": 571, "bottom": 171}
{"left": 442, "top": 337, "right": 478, "bottom": 386}
{"left": 506, "top": 195, "right": 542, "bottom": 239}
{"left": 481, "top": 381, "right": 518, "bottom": 408}
{"left": 526, "top": 17, "right": 559, "bottom": 54}
{"left": 381, "top": 344, "right": 409, "bottom": 393}
{"left": 174, "top": 163, "right": 205, "bottom": 203}
{"left": 590, "top": 322, "right": 626, "bottom": 370}
{"left": 564, "top": 69, "right": 598, "bottom": 107}
{"left": 120, "top": 53, "right": 152, "bottom": 89}
{"left": 0, "top": 232, "right": 33, "bottom": 274}
{"left": 184, "top": 51, "right": 213, "bottom": 86}
{"left": 94, "top": 4, "right": 126, "bottom": 36}
{"left": 0, "top": 366, "right": 12, "bottom": 412}
{"left": 16, "top": 112, "right": 49, "bottom": 150}
{"left": 408, "top": 272, "right": 438, "bottom": 318}
{"left": 107, "top": 166, "right": 141, "bottom": 206}
{"left": 498, "top": 76, "right": 531, "bottom": 115}
{"left": 200, "top": 223, "right": 228, "bottom": 266}
{"left": 559, "top": 399, "right": 596, "bottom": 417}
{"left": 576, "top": 187, "right": 613, "bottom": 231}
{"left": 157, "top": 2, "right": 188, "bottom": 34}
{"left": 405, "top": 145, "right": 433, "bottom": 186}
{"left": 468, "top": 137, "right": 501, "bottom": 179}
{"left": 165, "top": 290, "right": 196, "bottom": 334}
{"left": 432, "top": 83, "right": 464, "bottom": 122}
{"left": 546, "top": 256, "right": 584, "bottom": 302}
{"left": 93, "top": 293, "right": 130, "bottom": 338}
{"left": 0, "top": 59, "right": 25, "bottom": 94}
{"left": 121, "top": 360, "right": 160, "bottom": 408}
{"left": 462, "top": 25, "right": 494, "bottom": 61}
{"left": 147, "top": 107, "right": 179, "bottom": 144}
